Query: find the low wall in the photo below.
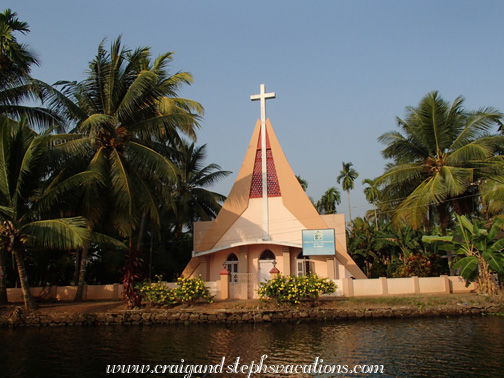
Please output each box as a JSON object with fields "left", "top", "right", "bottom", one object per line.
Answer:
{"left": 333, "top": 276, "right": 474, "bottom": 297}
{"left": 6, "top": 281, "right": 221, "bottom": 303}
{"left": 2, "top": 303, "right": 503, "bottom": 328}
{"left": 6, "top": 284, "right": 124, "bottom": 303}
{"left": 5, "top": 276, "right": 472, "bottom": 303}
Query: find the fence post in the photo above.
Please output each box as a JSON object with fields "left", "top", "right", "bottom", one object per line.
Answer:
{"left": 342, "top": 278, "right": 354, "bottom": 297}
{"left": 380, "top": 277, "right": 388, "bottom": 295}
{"left": 441, "top": 275, "right": 450, "bottom": 294}
{"left": 413, "top": 276, "right": 420, "bottom": 294}
{"left": 219, "top": 268, "right": 230, "bottom": 300}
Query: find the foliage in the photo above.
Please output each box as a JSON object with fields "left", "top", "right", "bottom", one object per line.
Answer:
{"left": 0, "top": 9, "right": 38, "bottom": 77}
{"left": 347, "top": 217, "right": 448, "bottom": 278}
{"left": 376, "top": 91, "right": 503, "bottom": 232}
{"left": 168, "top": 141, "right": 229, "bottom": 236}
{"left": 423, "top": 215, "right": 504, "bottom": 295}
{"left": 257, "top": 274, "right": 336, "bottom": 305}
{"left": 137, "top": 275, "right": 213, "bottom": 306}
{"left": 0, "top": 118, "right": 96, "bottom": 309}
{"left": 316, "top": 186, "right": 341, "bottom": 214}
{"left": 296, "top": 175, "right": 308, "bottom": 191}
{"left": 175, "top": 275, "right": 213, "bottom": 303}
{"left": 337, "top": 161, "right": 358, "bottom": 221}
{"left": 136, "top": 275, "right": 177, "bottom": 307}
{"left": 393, "top": 254, "right": 438, "bottom": 278}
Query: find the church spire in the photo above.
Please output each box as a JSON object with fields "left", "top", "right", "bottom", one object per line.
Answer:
{"left": 251, "top": 84, "right": 276, "bottom": 240}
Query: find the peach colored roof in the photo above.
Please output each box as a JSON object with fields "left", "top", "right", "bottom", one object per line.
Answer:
{"left": 193, "top": 119, "right": 366, "bottom": 279}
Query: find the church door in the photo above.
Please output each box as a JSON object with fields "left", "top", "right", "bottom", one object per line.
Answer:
{"left": 258, "top": 249, "right": 276, "bottom": 283}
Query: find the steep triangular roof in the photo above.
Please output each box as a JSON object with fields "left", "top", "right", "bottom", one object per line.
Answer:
{"left": 191, "top": 119, "right": 365, "bottom": 278}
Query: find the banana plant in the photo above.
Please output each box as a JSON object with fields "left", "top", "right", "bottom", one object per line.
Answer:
{"left": 423, "top": 215, "right": 504, "bottom": 295}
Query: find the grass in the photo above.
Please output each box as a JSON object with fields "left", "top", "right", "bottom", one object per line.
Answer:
{"left": 333, "top": 293, "right": 504, "bottom": 309}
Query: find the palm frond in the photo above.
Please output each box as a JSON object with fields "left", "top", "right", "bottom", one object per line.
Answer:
{"left": 22, "top": 217, "right": 91, "bottom": 249}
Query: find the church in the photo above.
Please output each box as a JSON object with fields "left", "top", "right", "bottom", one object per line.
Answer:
{"left": 181, "top": 84, "right": 366, "bottom": 298}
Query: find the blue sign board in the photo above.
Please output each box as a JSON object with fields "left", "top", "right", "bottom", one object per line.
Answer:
{"left": 302, "top": 229, "right": 336, "bottom": 256}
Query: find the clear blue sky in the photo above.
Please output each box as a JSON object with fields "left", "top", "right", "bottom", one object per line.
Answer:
{"left": 8, "top": 1, "right": 504, "bottom": 221}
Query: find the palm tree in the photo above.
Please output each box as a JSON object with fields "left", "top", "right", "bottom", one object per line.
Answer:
{"left": 316, "top": 187, "right": 341, "bottom": 214}
{"left": 0, "top": 9, "right": 38, "bottom": 79}
{"left": 168, "top": 141, "right": 230, "bottom": 237}
{"left": 337, "top": 161, "right": 358, "bottom": 222}
{"left": 362, "top": 178, "right": 380, "bottom": 230}
{"left": 296, "top": 175, "right": 308, "bottom": 192}
{"left": 54, "top": 37, "right": 203, "bottom": 306}
{"left": 0, "top": 118, "right": 94, "bottom": 309}
{"left": 0, "top": 9, "right": 64, "bottom": 129}
{"left": 376, "top": 91, "right": 503, "bottom": 234}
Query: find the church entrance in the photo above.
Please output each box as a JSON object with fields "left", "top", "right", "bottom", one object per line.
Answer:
{"left": 258, "top": 249, "right": 276, "bottom": 283}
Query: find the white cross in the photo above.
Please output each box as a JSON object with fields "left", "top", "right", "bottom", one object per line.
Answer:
{"left": 251, "top": 84, "right": 276, "bottom": 241}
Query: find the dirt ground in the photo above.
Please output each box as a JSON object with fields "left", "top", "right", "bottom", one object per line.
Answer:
{"left": 2, "top": 293, "right": 503, "bottom": 315}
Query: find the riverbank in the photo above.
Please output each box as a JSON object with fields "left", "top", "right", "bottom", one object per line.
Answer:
{"left": 1, "top": 294, "right": 503, "bottom": 327}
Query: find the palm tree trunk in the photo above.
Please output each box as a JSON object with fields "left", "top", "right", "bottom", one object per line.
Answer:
{"left": 0, "top": 249, "right": 8, "bottom": 304}
{"left": 373, "top": 203, "right": 378, "bottom": 231}
{"left": 72, "top": 248, "right": 80, "bottom": 285}
{"left": 13, "top": 248, "right": 38, "bottom": 310}
{"left": 136, "top": 212, "right": 146, "bottom": 251}
{"left": 438, "top": 204, "right": 455, "bottom": 276}
{"left": 347, "top": 190, "right": 352, "bottom": 223}
{"left": 74, "top": 244, "right": 89, "bottom": 302}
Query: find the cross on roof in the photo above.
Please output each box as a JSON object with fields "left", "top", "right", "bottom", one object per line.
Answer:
{"left": 250, "top": 84, "right": 276, "bottom": 241}
{"left": 250, "top": 84, "right": 276, "bottom": 124}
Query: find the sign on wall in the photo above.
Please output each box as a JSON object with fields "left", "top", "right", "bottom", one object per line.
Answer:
{"left": 302, "top": 229, "right": 336, "bottom": 256}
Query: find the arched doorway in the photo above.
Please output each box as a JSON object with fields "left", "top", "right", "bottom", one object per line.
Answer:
{"left": 225, "top": 253, "right": 239, "bottom": 283}
{"left": 258, "top": 249, "right": 276, "bottom": 283}
{"left": 297, "top": 251, "right": 313, "bottom": 277}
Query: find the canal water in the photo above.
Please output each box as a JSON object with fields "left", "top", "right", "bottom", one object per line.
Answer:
{"left": 0, "top": 316, "right": 503, "bottom": 378}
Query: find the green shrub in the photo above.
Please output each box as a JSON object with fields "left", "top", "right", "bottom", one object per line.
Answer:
{"left": 136, "top": 275, "right": 178, "bottom": 307}
{"left": 136, "top": 275, "right": 213, "bottom": 306}
{"left": 176, "top": 276, "right": 213, "bottom": 303}
{"left": 258, "top": 274, "right": 336, "bottom": 305}
{"left": 392, "top": 254, "right": 445, "bottom": 278}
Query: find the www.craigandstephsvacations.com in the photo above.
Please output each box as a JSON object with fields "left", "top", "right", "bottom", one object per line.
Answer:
{"left": 106, "top": 355, "right": 385, "bottom": 376}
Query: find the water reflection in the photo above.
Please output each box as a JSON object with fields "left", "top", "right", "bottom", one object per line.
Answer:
{"left": 0, "top": 316, "right": 503, "bottom": 378}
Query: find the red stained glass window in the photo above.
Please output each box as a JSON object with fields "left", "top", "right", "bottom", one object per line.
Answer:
{"left": 249, "top": 131, "right": 281, "bottom": 198}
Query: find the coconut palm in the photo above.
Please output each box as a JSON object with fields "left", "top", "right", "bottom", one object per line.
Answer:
{"left": 54, "top": 37, "right": 203, "bottom": 306}
{"left": 337, "top": 161, "right": 358, "bottom": 222}
{"left": 296, "top": 175, "right": 308, "bottom": 192}
{"left": 316, "top": 187, "right": 341, "bottom": 214}
{"left": 0, "top": 117, "right": 95, "bottom": 309}
{"left": 0, "top": 9, "right": 38, "bottom": 79}
{"left": 168, "top": 141, "right": 230, "bottom": 237}
{"left": 0, "top": 9, "right": 65, "bottom": 129}
{"left": 376, "top": 91, "right": 503, "bottom": 234}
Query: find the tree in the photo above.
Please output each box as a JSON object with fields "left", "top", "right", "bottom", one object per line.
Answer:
{"left": 0, "top": 9, "right": 38, "bottom": 79}
{"left": 316, "top": 187, "right": 341, "bottom": 214}
{"left": 0, "top": 9, "right": 65, "bottom": 129}
{"left": 0, "top": 118, "right": 94, "bottom": 309}
{"left": 296, "top": 175, "right": 308, "bottom": 191}
{"left": 362, "top": 178, "right": 380, "bottom": 230}
{"left": 54, "top": 37, "right": 203, "bottom": 306}
{"left": 423, "top": 215, "right": 504, "bottom": 296}
{"left": 168, "top": 141, "right": 230, "bottom": 237}
{"left": 376, "top": 91, "right": 503, "bottom": 234}
{"left": 337, "top": 161, "right": 358, "bottom": 222}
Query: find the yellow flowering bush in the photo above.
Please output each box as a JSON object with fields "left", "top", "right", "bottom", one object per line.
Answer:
{"left": 257, "top": 274, "right": 336, "bottom": 305}
{"left": 136, "top": 275, "right": 178, "bottom": 307}
{"left": 136, "top": 275, "right": 213, "bottom": 306}
{"left": 176, "top": 276, "right": 213, "bottom": 303}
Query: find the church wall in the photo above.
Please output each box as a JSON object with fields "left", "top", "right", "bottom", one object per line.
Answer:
{"left": 212, "top": 197, "right": 307, "bottom": 250}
